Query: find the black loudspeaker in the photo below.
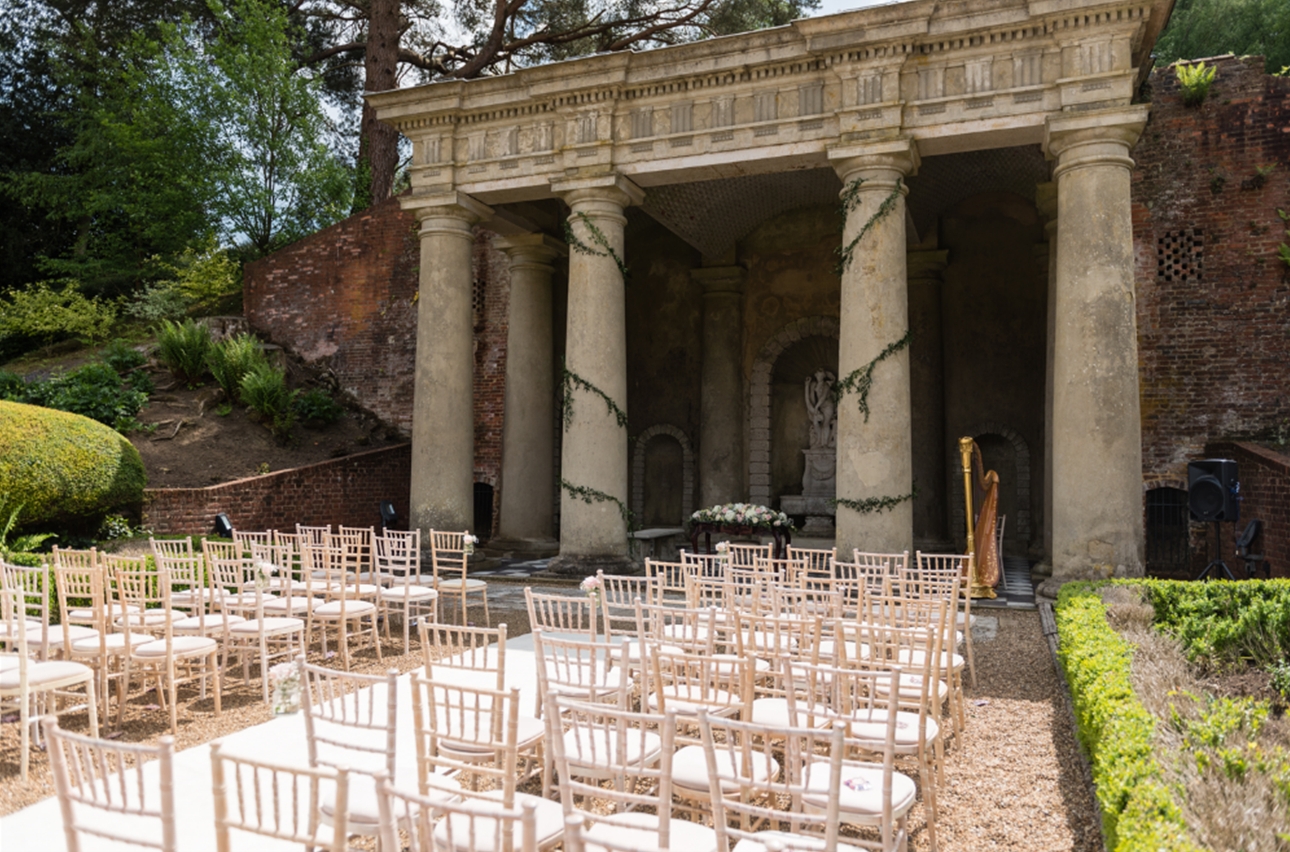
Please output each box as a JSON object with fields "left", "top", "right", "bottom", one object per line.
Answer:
{"left": 1188, "top": 459, "right": 1240, "bottom": 522}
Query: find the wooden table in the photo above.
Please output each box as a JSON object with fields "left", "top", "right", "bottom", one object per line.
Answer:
{"left": 688, "top": 522, "right": 791, "bottom": 559}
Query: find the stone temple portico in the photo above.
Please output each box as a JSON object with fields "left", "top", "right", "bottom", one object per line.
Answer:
{"left": 372, "top": 0, "right": 1173, "bottom": 579}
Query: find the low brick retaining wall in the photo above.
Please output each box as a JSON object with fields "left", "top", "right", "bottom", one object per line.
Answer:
{"left": 143, "top": 444, "right": 411, "bottom": 535}
{"left": 1205, "top": 440, "right": 1290, "bottom": 578}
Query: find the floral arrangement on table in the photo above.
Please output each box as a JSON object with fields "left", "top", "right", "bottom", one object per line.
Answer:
{"left": 269, "top": 661, "right": 301, "bottom": 715}
{"left": 463, "top": 534, "right": 479, "bottom": 556}
{"left": 689, "top": 503, "right": 795, "bottom": 532}
{"left": 580, "top": 574, "right": 603, "bottom": 601}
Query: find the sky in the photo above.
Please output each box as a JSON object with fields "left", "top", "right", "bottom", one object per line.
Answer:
{"left": 809, "top": 0, "right": 905, "bottom": 17}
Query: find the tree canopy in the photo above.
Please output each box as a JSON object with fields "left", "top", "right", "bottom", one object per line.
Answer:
{"left": 1154, "top": 0, "right": 1290, "bottom": 73}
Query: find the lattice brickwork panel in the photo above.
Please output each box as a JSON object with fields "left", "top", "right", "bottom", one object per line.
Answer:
{"left": 1156, "top": 229, "right": 1204, "bottom": 284}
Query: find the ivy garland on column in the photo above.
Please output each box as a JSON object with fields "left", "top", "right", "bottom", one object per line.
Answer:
{"left": 831, "top": 175, "right": 915, "bottom": 516}
{"left": 563, "top": 212, "right": 630, "bottom": 282}
{"left": 557, "top": 361, "right": 638, "bottom": 541}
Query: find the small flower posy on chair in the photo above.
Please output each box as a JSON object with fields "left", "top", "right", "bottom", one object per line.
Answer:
{"left": 463, "top": 534, "right": 479, "bottom": 556}
{"left": 580, "top": 574, "right": 602, "bottom": 601}
{"left": 269, "top": 661, "right": 301, "bottom": 715}
{"left": 253, "top": 560, "right": 276, "bottom": 590}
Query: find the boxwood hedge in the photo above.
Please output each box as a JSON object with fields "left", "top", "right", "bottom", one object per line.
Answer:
{"left": 0, "top": 399, "right": 146, "bottom": 528}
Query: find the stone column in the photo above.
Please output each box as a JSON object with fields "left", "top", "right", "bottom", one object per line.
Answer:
{"left": 548, "top": 175, "right": 644, "bottom": 575}
{"left": 404, "top": 193, "right": 492, "bottom": 534}
{"left": 493, "top": 234, "right": 565, "bottom": 555}
{"left": 1042, "top": 108, "right": 1148, "bottom": 587}
{"left": 828, "top": 140, "right": 918, "bottom": 557}
{"left": 694, "top": 266, "right": 745, "bottom": 508}
{"left": 906, "top": 250, "right": 950, "bottom": 551}
{"left": 1034, "top": 182, "right": 1058, "bottom": 577}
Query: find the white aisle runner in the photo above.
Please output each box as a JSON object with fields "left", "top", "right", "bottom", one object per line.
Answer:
{"left": 1, "top": 645, "right": 538, "bottom": 852}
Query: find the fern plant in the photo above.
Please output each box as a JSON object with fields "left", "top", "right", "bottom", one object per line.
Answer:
{"left": 240, "top": 363, "right": 297, "bottom": 441}
{"left": 207, "top": 333, "right": 267, "bottom": 403}
{"left": 155, "top": 318, "right": 213, "bottom": 386}
{"left": 1176, "top": 60, "right": 1217, "bottom": 106}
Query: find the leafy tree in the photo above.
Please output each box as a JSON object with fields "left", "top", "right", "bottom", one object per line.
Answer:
{"left": 1154, "top": 0, "right": 1290, "bottom": 73}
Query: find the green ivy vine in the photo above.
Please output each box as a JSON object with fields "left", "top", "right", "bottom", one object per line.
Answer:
{"left": 561, "top": 365, "right": 629, "bottom": 431}
{"left": 564, "top": 212, "right": 630, "bottom": 282}
{"left": 835, "top": 176, "right": 903, "bottom": 276}
{"left": 832, "top": 329, "right": 911, "bottom": 422}
{"left": 831, "top": 486, "right": 917, "bottom": 515}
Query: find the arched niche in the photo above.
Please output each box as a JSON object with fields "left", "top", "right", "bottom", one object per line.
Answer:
{"left": 631, "top": 424, "right": 695, "bottom": 526}
{"left": 950, "top": 422, "right": 1032, "bottom": 556}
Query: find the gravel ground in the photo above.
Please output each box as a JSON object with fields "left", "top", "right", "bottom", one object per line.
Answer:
{"left": 2, "top": 596, "right": 1102, "bottom": 852}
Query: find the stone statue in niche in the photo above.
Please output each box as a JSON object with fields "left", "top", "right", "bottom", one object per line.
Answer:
{"left": 805, "top": 369, "right": 837, "bottom": 450}
{"left": 780, "top": 366, "right": 838, "bottom": 535}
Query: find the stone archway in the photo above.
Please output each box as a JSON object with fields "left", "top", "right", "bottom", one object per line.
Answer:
{"left": 950, "top": 421, "right": 1032, "bottom": 550}
{"left": 748, "top": 316, "right": 840, "bottom": 507}
{"left": 631, "top": 424, "right": 695, "bottom": 524}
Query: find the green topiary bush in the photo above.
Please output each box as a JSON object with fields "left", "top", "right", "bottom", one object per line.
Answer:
{"left": 0, "top": 400, "right": 147, "bottom": 529}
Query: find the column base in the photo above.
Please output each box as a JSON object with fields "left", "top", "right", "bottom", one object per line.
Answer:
{"left": 546, "top": 553, "right": 641, "bottom": 578}
{"left": 484, "top": 537, "right": 560, "bottom": 559}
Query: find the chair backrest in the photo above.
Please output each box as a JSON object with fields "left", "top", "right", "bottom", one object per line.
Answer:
{"left": 300, "top": 660, "right": 399, "bottom": 780}
{"left": 772, "top": 583, "right": 843, "bottom": 620}
{"left": 374, "top": 529, "right": 422, "bottom": 583}
{"left": 546, "top": 693, "right": 679, "bottom": 830}
{"left": 231, "top": 530, "right": 272, "bottom": 555}
{"left": 907, "top": 552, "right": 971, "bottom": 598}
{"left": 409, "top": 672, "right": 523, "bottom": 803}
{"left": 45, "top": 715, "right": 177, "bottom": 852}
{"left": 53, "top": 558, "right": 108, "bottom": 647}
{"left": 150, "top": 538, "right": 204, "bottom": 607}
{"left": 644, "top": 559, "right": 692, "bottom": 603}
{"left": 429, "top": 530, "right": 469, "bottom": 581}
{"left": 645, "top": 645, "right": 749, "bottom": 726}
{"left": 0, "top": 561, "right": 49, "bottom": 656}
{"left": 696, "top": 709, "right": 851, "bottom": 852}
{"left": 52, "top": 546, "right": 99, "bottom": 574}
{"left": 733, "top": 611, "right": 822, "bottom": 663}
{"left": 378, "top": 775, "right": 537, "bottom": 852}
{"left": 786, "top": 545, "right": 838, "bottom": 580}
{"left": 561, "top": 811, "right": 676, "bottom": 852}
{"left": 633, "top": 601, "right": 718, "bottom": 656}
{"left": 852, "top": 550, "right": 909, "bottom": 575}
{"left": 678, "top": 550, "right": 726, "bottom": 578}
{"left": 210, "top": 740, "right": 349, "bottom": 852}
{"left": 727, "top": 542, "right": 771, "bottom": 569}
{"left": 525, "top": 587, "right": 598, "bottom": 642}
{"left": 249, "top": 541, "right": 301, "bottom": 608}
{"left": 751, "top": 554, "right": 807, "bottom": 584}
{"left": 420, "top": 621, "right": 507, "bottom": 691}
{"left": 532, "top": 631, "right": 629, "bottom": 716}
{"left": 203, "top": 539, "right": 250, "bottom": 592}
{"left": 335, "top": 526, "right": 374, "bottom": 584}
{"left": 596, "top": 570, "right": 656, "bottom": 635}
{"left": 108, "top": 555, "right": 172, "bottom": 651}
{"left": 295, "top": 524, "right": 332, "bottom": 548}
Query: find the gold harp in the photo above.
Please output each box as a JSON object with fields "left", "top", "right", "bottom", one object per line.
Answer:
{"left": 958, "top": 436, "right": 1000, "bottom": 599}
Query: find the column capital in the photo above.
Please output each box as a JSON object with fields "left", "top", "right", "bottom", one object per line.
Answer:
{"left": 550, "top": 173, "right": 645, "bottom": 210}
{"left": 692, "top": 265, "right": 745, "bottom": 296}
{"left": 495, "top": 233, "right": 567, "bottom": 265}
{"left": 828, "top": 138, "right": 920, "bottom": 186}
{"left": 399, "top": 190, "right": 493, "bottom": 225}
{"left": 1044, "top": 106, "right": 1148, "bottom": 177}
{"left": 906, "top": 249, "right": 948, "bottom": 280}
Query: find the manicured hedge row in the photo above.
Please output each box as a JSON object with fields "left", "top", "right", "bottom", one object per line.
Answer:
{"left": 1055, "top": 583, "right": 1201, "bottom": 852}
{"left": 1129, "top": 578, "right": 1290, "bottom": 667}
{"left": 0, "top": 400, "right": 146, "bottom": 528}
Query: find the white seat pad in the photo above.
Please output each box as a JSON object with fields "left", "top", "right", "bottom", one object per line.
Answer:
{"left": 733, "top": 830, "right": 872, "bottom": 852}
{"left": 845, "top": 708, "right": 938, "bottom": 747}
{"left": 134, "top": 636, "right": 218, "bottom": 657}
{"left": 229, "top": 617, "right": 304, "bottom": 635}
{"left": 0, "top": 659, "right": 94, "bottom": 689}
{"left": 647, "top": 685, "right": 738, "bottom": 715}
{"left": 171, "top": 614, "right": 246, "bottom": 634}
{"left": 377, "top": 585, "right": 438, "bottom": 602}
{"left": 71, "top": 632, "right": 151, "bottom": 654}
{"left": 671, "top": 744, "right": 779, "bottom": 794}
{"left": 312, "top": 600, "right": 377, "bottom": 617}
{"left": 896, "top": 648, "right": 964, "bottom": 671}
{"left": 803, "top": 761, "right": 917, "bottom": 820}
{"left": 563, "top": 727, "right": 662, "bottom": 772}
{"left": 435, "top": 792, "right": 565, "bottom": 852}
{"left": 262, "top": 597, "right": 317, "bottom": 615}
{"left": 583, "top": 810, "right": 718, "bottom": 852}
{"left": 438, "top": 578, "right": 487, "bottom": 591}
{"left": 750, "top": 697, "right": 827, "bottom": 729}
{"left": 33, "top": 625, "right": 99, "bottom": 648}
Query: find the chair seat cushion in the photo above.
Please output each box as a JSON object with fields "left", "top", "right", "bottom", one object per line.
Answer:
{"left": 312, "top": 600, "right": 377, "bottom": 618}
{"left": 750, "top": 697, "right": 826, "bottom": 729}
{"left": 897, "top": 648, "right": 965, "bottom": 671}
{"left": 134, "top": 635, "right": 218, "bottom": 658}
{"left": 343, "top": 583, "right": 382, "bottom": 597}
{"left": 845, "top": 708, "right": 938, "bottom": 748}
{"left": 437, "top": 578, "right": 487, "bottom": 592}
{"left": 229, "top": 617, "right": 304, "bottom": 636}
{"left": 803, "top": 761, "right": 917, "bottom": 821}
{"left": 70, "top": 632, "right": 152, "bottom": 654}
{"left": 582, "top": 810, "right": 718, "bottom": 852}
{"left": 262, "top": 597, "right": 319, "bottom": 615}
{"left": 671, "top": 743, "right": 779, "bottom": 794}
{"left": 0, "top": 659, "right": 94, "bottom": 689}
{"left": 646, "top": 685, "right": 739, "bottom": 716}
{"left": 733, "top": 830, "right": 871, "bottom": 852}
{"left": 435, "top": 712, "right": 546, "bottom": 754}
{"left": 33, "top": 625, "right": 99, "bottom": 649}
{"left": 67, "top": 603, "right": 140, "bottom": 622}
{"left": 115, "top": 609, "right": 170, "bottom": 629}
{"left": 171, "top": 614, "right": 246, "bottom": 634}
{"left": 562, "top": 727, "right": 662, "bottom": 777}
{"left": 377, "top": 585, "right": 438, "bottom": 602}
{"left": 435, "top": 791, "right": 565, "bottom": 852}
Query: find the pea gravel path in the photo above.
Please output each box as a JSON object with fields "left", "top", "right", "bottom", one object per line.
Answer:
{"left": 1, "top": 591, "right": 1102, "bottom": 851}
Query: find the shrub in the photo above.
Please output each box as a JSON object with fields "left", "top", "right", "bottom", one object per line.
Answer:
{"left": 293, "top": 388, "right": 343, "bottom": 425}
{"left": 1133, "top": 578, "right": 1290, "bottom": 669}
{"left": 20, "top": 363, "right": 149, "bottom": 432}
{"left": 0, "top": 400, "right": 146, "bottom": 529}
{"left": 207, "top": 333, "right": 267, "bottom": 402}
{"left": 155, "top": 318, "right": 213, "bottom": 386}
{"left": 0, "top": 281, "right": 117, "bottom": 352}
{"left": 1176, "top": 60, "right": 1217, "bottom": 106}
{"left": 240, "top": 363, "right": 296, "bottom": 440}
{"left": 100, "top": 339, "right": 147, "bottom": 374}
{"left": 171, "top": 242, "right": 241, "bottom": 314}
{"left": 0, "top": 371, "right": 25, "bottom": 400}
{"left": 125, "top": 281, "right": 194, "bottom": 323}
{"left": 1055, "top": 584, "right": 1200, "bottom": 852}
{"left": 0, "top": 498, "right": 58, "bottom": 559}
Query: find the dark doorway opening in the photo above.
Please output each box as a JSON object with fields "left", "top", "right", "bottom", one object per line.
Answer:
{"left": 1146, "top": 487, "right": 1190, "bottom": 575}
{"left": 474, "top": 482, "right": 495, "bottom": 540}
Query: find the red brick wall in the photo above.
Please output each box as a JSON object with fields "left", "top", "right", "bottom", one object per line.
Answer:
{"left": 143, "top": 444, "right": 411, "bottom": 535}
{"left": 242, "top": 203, "right": 513, "bottom": 536}
{"left": 1203, "top": 441, "right": 1290, "bottom": 578}
{"left": 243, "top": 198, "right": 420, "bottom": 435}
{"left": 1134, "top": 57, "right": 1290, "bottom": 484}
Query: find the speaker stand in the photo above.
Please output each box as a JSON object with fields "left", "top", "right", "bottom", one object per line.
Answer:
{"left": 1194, "top": 520, "right": 1237, "bottom": 581}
